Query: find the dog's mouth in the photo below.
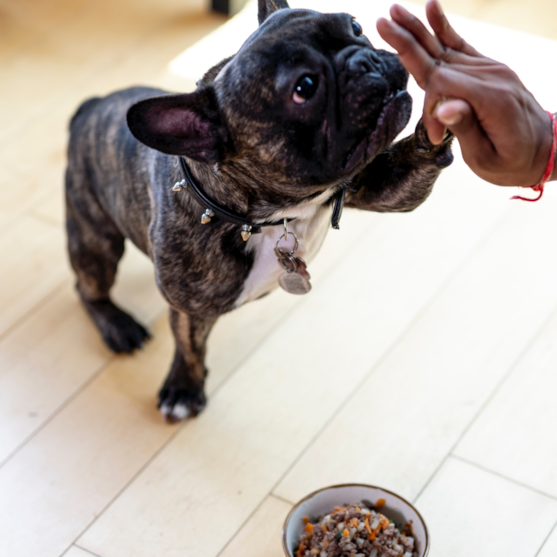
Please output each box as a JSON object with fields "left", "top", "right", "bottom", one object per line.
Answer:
{"left": 342, "top": 89, "right": 412, "bottom": 175}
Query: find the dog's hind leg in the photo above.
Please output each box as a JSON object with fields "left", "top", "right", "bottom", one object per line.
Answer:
{"left": 65, "top": 170, "right": 150, "bottom": 353}
{"left": 158, "top": 309, "right": 217, "bottom": 422}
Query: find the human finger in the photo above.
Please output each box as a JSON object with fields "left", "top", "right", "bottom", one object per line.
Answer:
{"left": 389, "top": 4, "right": 445, "bottom": 59}
{"left": 435, "top": 98, "right": 471, "bottom": 126}
{"left": 426, "top": 0, "right": 481, "bottom": 56}
{"left": 435, "top": 98, "right": 498, "bottom": 172}
{"left": 422, "top": 92, "right": 448, "bottom": 144}
{"left": 376, "top": 17, "right": 436, "bottom": 89}
{"left": 390, "top": 2, "right": 488, "bottom": 66}
{"left": 420, "top": 69, "right": 487, "bottom": 144}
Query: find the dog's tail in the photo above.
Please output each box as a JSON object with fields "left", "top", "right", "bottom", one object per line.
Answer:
{"left": 69, "top": 97, "right": 102, "bottom": 131}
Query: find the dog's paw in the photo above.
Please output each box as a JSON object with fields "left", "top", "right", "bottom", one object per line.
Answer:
{"left": 158, "top": 386, "right": 207, "bottom": 423}
{"left": 84, "top": 299, "right": 151, "bottom": 354}
{"left": 102, "top": 316, "right": 150, "bottom": 354}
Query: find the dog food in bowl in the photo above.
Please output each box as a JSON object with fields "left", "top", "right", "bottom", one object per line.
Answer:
{"left": 296, "top": 501, "right": 417, "bottom": 557}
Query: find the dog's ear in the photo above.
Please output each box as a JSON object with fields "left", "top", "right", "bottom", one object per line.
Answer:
{"left": 258, "top": 0, "right": 290, "bottom": 25}
{"left": 127, "top": 87, "right": 229, "bottom": 163}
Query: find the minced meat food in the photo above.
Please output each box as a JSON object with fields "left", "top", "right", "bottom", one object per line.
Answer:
{"left": 295, "top": 501, "right": 418, "bottom": 557}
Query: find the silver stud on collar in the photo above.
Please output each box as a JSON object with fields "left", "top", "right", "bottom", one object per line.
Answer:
{"left": 240, "top": 224, "right": 252, "bottom": 242}
{"left": 172, "top": 179, "right": 187, "bottom": 192}
{"left": 201, "top": 209, "right": 215, "bottom": 224}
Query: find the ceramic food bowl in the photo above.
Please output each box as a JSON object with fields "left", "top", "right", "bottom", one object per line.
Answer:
{"left": 282, "top": 484, "right": 429, "bottom": 557}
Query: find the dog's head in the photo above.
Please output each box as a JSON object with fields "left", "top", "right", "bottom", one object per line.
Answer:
{"left": 128, "top": 0, "right": 412, "bottom": 190}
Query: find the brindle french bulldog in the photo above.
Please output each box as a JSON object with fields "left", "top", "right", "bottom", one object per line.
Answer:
{"left": 65, "top": 0, "right": 452, "bottom": 422}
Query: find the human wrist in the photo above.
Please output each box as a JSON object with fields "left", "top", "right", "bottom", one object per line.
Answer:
{"left": 551, "top": 112, "right": 557, "bottom": 182}
{"left": 533, "top": 111, "right": 555, "bottom": 183}
{"left": 532, "top": 111, "right": 556, "bottom": 185}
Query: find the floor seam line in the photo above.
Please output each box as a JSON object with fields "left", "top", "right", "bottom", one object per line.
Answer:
{"left": 215, "top": 494, "right": 273, "bottom": 557}
{"left": 0, "top": 352, "right": 116, "bottom": 470}
{"left": 450, "top": 454, "right": 557, "bottom": 503}
{"left": 534, "top": 518, "right": 557, "bottom": 557}
{"left": 60, "top": 542, "right": 103, "bottom": 557}
{"left": 0, "top": 279, "right": 68, "bottom": 344}
{"left": 270, "top": 493, "right": 295, "bottom": 506}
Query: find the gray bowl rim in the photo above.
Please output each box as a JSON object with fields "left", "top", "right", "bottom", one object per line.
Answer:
{"left": 281, "top": 483, "right": 430, "bottom": 557}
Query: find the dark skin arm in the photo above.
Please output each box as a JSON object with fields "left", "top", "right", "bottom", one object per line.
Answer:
{"left": 376, "top": 0, "right": 555, "bottom": 187}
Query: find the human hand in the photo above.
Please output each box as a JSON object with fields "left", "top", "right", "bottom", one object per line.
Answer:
{"left": 376, "top": 0, "right": 555, "bottom": 187}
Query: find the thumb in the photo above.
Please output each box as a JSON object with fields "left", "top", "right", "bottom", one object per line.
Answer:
{"left": 436, "top": 99, "right": 473, "bottom": 127}
{"left": 435, "top": 99, "right": 494, "bottom": 160}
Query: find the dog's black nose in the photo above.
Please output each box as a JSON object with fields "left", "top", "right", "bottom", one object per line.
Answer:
{"left": 345, "top": 50, "right": 381, "bottom": 79}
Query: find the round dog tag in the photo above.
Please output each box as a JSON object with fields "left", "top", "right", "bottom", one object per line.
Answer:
{"left": 278, "top": 271, "right": 312, "bottom": 295}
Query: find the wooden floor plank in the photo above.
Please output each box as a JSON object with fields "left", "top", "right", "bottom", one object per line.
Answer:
{"left": 0, "top": 216, "right": 68, "bottom": 338}
{"left": 0, "top": 0, "right": 208, "bottom": 136}
{"left": 219, "top": 496, "right": 292, "bottom": 557}
{"left": 274, "top": 195, "right": 557, "bottom": 505}
{"left": 0, "top": 313, "right": 179, "bottom": 557}
{"left": 416, "top": 458, "right": 557, "bottom": 557}
{"left": 0, "top": 208, "right": 378, "bottom": 557}
{"left": 454, "top": 304, "right": 557, "bottom": 498}
{"left": 0, "top": 243, "right": 165, "bottom": 465}
{"left": 0, "top": 7, "right": 222, "bottom": 231}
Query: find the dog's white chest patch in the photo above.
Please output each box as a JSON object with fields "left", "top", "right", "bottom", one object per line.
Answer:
{"left": 233, "top": 199, "right": 334, "bottom": 308}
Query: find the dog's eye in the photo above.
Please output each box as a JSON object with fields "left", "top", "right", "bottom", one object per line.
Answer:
{"left": 293, "top": 75, "right": 318, "bottom": 104}
{"left": 351, "top": 19, "right": 363, "bottom": 36}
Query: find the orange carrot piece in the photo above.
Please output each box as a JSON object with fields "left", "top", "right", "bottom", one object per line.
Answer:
{"left": 303, "top": 516, "right": 310, "bottom": 523}
{"left": 343, "top": 529, "right": 349, "bottom": 537}
{"left": 297, "top": 542, "right": 306, "bottom": 557}
{"left": 321, "top": 524, "right": 327, "bottom": 534}
{"left": 375, "top": 498, "right": 386, "bottom": 508}
{"left": 324, "top": 539, "right": 329, "bottom": 550}
{"left": 305, "top": 523, "right": 313, "bottom": 535}
{"left": 350, "top": 518, "right": 359, "bottom": 528}
{"left": 364, "top": 518, "right": 372, "bottom": 535}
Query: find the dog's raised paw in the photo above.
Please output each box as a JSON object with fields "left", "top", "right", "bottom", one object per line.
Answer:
{"left": 158, "top": 386, "right": 207, "bottom": 423}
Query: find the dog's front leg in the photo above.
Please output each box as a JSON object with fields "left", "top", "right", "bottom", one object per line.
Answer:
{"left": 158, "top": 308, "right": 218, "bottom": 422}
{"left": 346, "top": 120, "right": 454, "bottom": 213}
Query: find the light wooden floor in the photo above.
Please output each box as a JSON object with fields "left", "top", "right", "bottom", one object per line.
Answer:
{"left": 2, "top": 0, "right": 557, "bottom": 556}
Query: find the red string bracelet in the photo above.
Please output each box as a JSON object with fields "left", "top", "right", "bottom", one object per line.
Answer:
{"left": 511, "top": 111, "right": 557, "bottom": 202}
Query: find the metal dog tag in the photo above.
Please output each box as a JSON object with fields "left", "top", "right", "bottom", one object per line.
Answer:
{"left": 275, "top": 229, "right": 312, "bottom": 295}
{"left": 278, "top": 271, "right": 312, "bottom": 295}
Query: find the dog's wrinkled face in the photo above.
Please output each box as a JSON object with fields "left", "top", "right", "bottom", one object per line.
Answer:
{"left": 127, "top": 0, "right": 412, "bottom": 188}
{"left": 217, "top": 8, "right": 411, "bottom": 185}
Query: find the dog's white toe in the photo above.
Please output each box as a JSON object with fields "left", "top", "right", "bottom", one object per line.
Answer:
{"left": 171, "top": 403, "right": 190, "bottom": 421}
{"left": 159, "top": 403, "right": 172, "bottom": 417}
